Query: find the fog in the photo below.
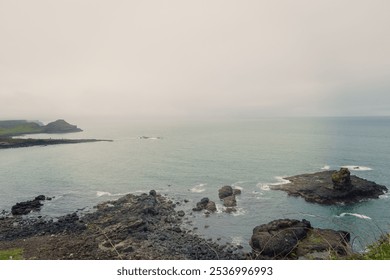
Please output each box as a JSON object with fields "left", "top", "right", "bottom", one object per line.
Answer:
{"left": 1, "top": 0, "right": 389, "bottom": 120}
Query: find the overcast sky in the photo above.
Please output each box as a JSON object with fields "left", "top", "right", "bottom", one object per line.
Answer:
{"left": 1, "top": 0, "right": 389, "bottom": 120}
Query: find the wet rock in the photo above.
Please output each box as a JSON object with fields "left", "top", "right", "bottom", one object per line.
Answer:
{"left": 218, "top": 186, "right": 233, "bottom": 199}
{"left": 233, "top": 189, "right": 242, "bottom": 195}
{"left": 11, "top": 197, "right": 44, "bottom": 215}
{"left": 223, "top": 195, "right": 236, "bottom": 207}
{"left": 192, "top": 198, "right": 216, "bottom": 212}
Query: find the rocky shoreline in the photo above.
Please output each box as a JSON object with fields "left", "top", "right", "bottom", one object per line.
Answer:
{"left": 0, "top": 189, "right": 356, "bottom": 260}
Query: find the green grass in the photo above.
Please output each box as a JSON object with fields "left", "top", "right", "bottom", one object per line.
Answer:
{"left": 0, "top": 123, "right": 43, "bottom": 137}
{"left": 0, "top": 248, "right": 24, "bottom": 260}
{"left": 361, "top": 234, "right": 390, "bottom": 260}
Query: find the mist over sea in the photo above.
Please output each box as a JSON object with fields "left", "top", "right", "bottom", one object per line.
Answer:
{"left": 1, "top": 117, "right": 389, "bottom": 251}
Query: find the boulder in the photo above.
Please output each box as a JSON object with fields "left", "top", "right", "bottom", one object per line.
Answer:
{"left": 223, "top": 195, "right": 237, "bottom": 207}
{"left": 332, "top": 168, "right": 352, "bottom": 190}
{"left": 233, "top": 189, "right": 242, "bottom": 195}
{"left": 218, "top": 186, "right": 233, "bottom": 199}
{"left": 205, "top": 201, "right": 217, "bottom": 212}
{"left": 250, "top": 219, "right": 311, "bottom": 258}
{"left": 192, "top": 198, "right": 216, "bottom": 212}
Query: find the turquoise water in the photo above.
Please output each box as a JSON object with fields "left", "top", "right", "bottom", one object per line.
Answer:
{"left": 1, "top": 117, "right": 389, "bottom": 251}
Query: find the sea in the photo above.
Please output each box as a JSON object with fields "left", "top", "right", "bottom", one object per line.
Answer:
{"left": 1, "top": 117, "right": 389, "bottom": 252}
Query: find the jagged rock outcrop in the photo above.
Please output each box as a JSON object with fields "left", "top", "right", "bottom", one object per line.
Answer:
{"left": 271, "top": 169, "right": 387, "bottom": 204}
{"left": 11, "top": 195, "right": 46, "bottom": 215}
{"left": 332, "top": 168, "right": 352, "bottom": 190}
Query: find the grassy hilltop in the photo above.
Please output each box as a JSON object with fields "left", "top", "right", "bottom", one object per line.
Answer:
{"left": 0, "top": 119, "right": 82, "bottom": 137}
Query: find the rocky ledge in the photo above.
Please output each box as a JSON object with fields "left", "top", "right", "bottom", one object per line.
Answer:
{"left": 271, "top": 168, "right": 388, "bottom": 205}
{"left": 0, "top": 191, "right": 356, "bottom": 260}
{"left": 0, "top": 191, "right": 247, "bottom": 260}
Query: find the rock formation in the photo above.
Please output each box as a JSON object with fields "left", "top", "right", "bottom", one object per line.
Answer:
{"left": 250, "top": 219, "right": 351, "bottom": 259}
{"left": 271, "top": 169, "right": 387, "bottom": 205}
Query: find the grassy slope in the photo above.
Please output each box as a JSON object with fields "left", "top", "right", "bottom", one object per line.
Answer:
{"left": 0, "top": 248, "right": 23, "bottom": 260}
{"left": 0, "top": 123, "right": 43, "bottom": 137}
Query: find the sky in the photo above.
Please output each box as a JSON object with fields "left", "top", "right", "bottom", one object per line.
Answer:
{"left": 0, "top": 0, "right": 389, "bottom": 120}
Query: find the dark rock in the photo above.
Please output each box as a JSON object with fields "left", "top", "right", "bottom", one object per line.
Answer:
{"left": 218, "top": 186, "right": 233, "bottom": 199}
{"left": 149, "top": 190, "right": 157, "bottom": 196}
{"left": 250, "top": 219, "right": 311, "bottom": 258}
{"left": 332, "top": 168, "right": 352, "bottom": 190}
{"left": 11, "top": 198, "right": 44, "bottom": 215}
{"left": 233, "top": 189, "right": 242, "bottom": 195}
{"left": 192, "top": 197, "right": 216, "bottom": 212}
{"left": 205, "top": 201, "right": 217, "bottom": 212}
{"left": 177, "top": 210, "right": 185, "bottom": 217}
{"left": 35, "top": 195, "right": 46, "bottom": 201}
{"left": 271, "top": 170, "right": 388, "bottom": 205}
{"left": 250, "top": 219, "right": 352, "bottom": 259}
{"left": 223, "top": 195, "right": 237, "bottom": 207}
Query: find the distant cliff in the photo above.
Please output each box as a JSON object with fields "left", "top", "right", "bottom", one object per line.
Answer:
{"left": 0, "top": 119, "right": 82, "bottom": 137}
{"left": 42, "top": 119, "right": 82, "bottom": 134}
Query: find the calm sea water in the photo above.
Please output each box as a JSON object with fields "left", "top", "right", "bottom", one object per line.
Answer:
{"left": 1, "top": 117, "right": 389, "bottom": 251}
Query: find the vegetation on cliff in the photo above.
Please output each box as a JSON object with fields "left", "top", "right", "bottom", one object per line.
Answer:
{"left": 0, "top": 119, "right": 82, "bottom": 137}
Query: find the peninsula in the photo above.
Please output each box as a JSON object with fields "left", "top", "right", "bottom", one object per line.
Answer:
{"left": 0, "top": 119, "right": 112, "bottom": 149}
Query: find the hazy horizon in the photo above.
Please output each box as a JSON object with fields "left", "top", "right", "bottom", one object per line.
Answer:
{"left": 1, "top": 0, "right": 389, "bottom": 121}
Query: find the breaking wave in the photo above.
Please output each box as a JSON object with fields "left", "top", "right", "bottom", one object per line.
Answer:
{"left": 336, "top": 212, "right": 372, "bottom": 220}
{"left": 189, "top": 183, "right": 206, "bottom": 193}
{"left": 96, "top": 191, "right": 129, "bottom": 197}
{"left": 341, "top": 165, "right": 372, "bottom": 171}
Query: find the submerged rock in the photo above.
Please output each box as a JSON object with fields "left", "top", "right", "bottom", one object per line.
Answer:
{"left": 271, "top": 169, "right": 387, "bottom": 205}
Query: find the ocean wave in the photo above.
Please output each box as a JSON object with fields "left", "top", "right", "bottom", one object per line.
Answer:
{"left": 341, "top": 165, "right": 372, "bottom": 171}
{"left": 336, "top": 212, "right": 372, "bottom": 220}
{"left": 321, "top": 165, "right": 330, "bottom": 170}
{"left": 189, "top": 183, "right": 206, "bottom": 193}
{"left": 256, "top": 183, "right": 270, "bottom": 191}
{"left": 96, "top": 191, "right": 129, "bottom": 197}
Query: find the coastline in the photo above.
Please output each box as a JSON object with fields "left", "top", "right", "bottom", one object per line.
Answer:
{"left": 0, "top": 138, "right": 113, "bottom": 149}
{"left": 0, "top": 190, "right": 357, "bottom": 260}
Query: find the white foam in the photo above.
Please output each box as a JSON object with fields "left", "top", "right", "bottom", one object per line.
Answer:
{"left": 341, "top": 165, "right": 372, "bottom": 171}
{"left": 231, "top": 207, "right": 246, "bottom": 217}
{"left": 96, "top": 191, "right": 129, "bottom": 197}
{"left": 96, "top": 191, "right": 111, "bottom": 197}
{"left": 337, "top": 212, "right": 372, "bottom": 220}
{"left": 189, "top": 183, "right": 206, "bottom": 193}
{"left": 231, "top": 236, "right": 243, "bottom": 246}
{"left": 270, "top": 176, "right": 291, "bottom": 186}
{"left": 321, "top": 165, "right": 330, "bottom": 170}
{"left": 380, "top": 194, "right": 389, "bottom": 199}
{"left": 255, "top": 183, "right": 269, "bottom": 191}
{"left": 233, "top": 186, "right": 244, "bottom": 191}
